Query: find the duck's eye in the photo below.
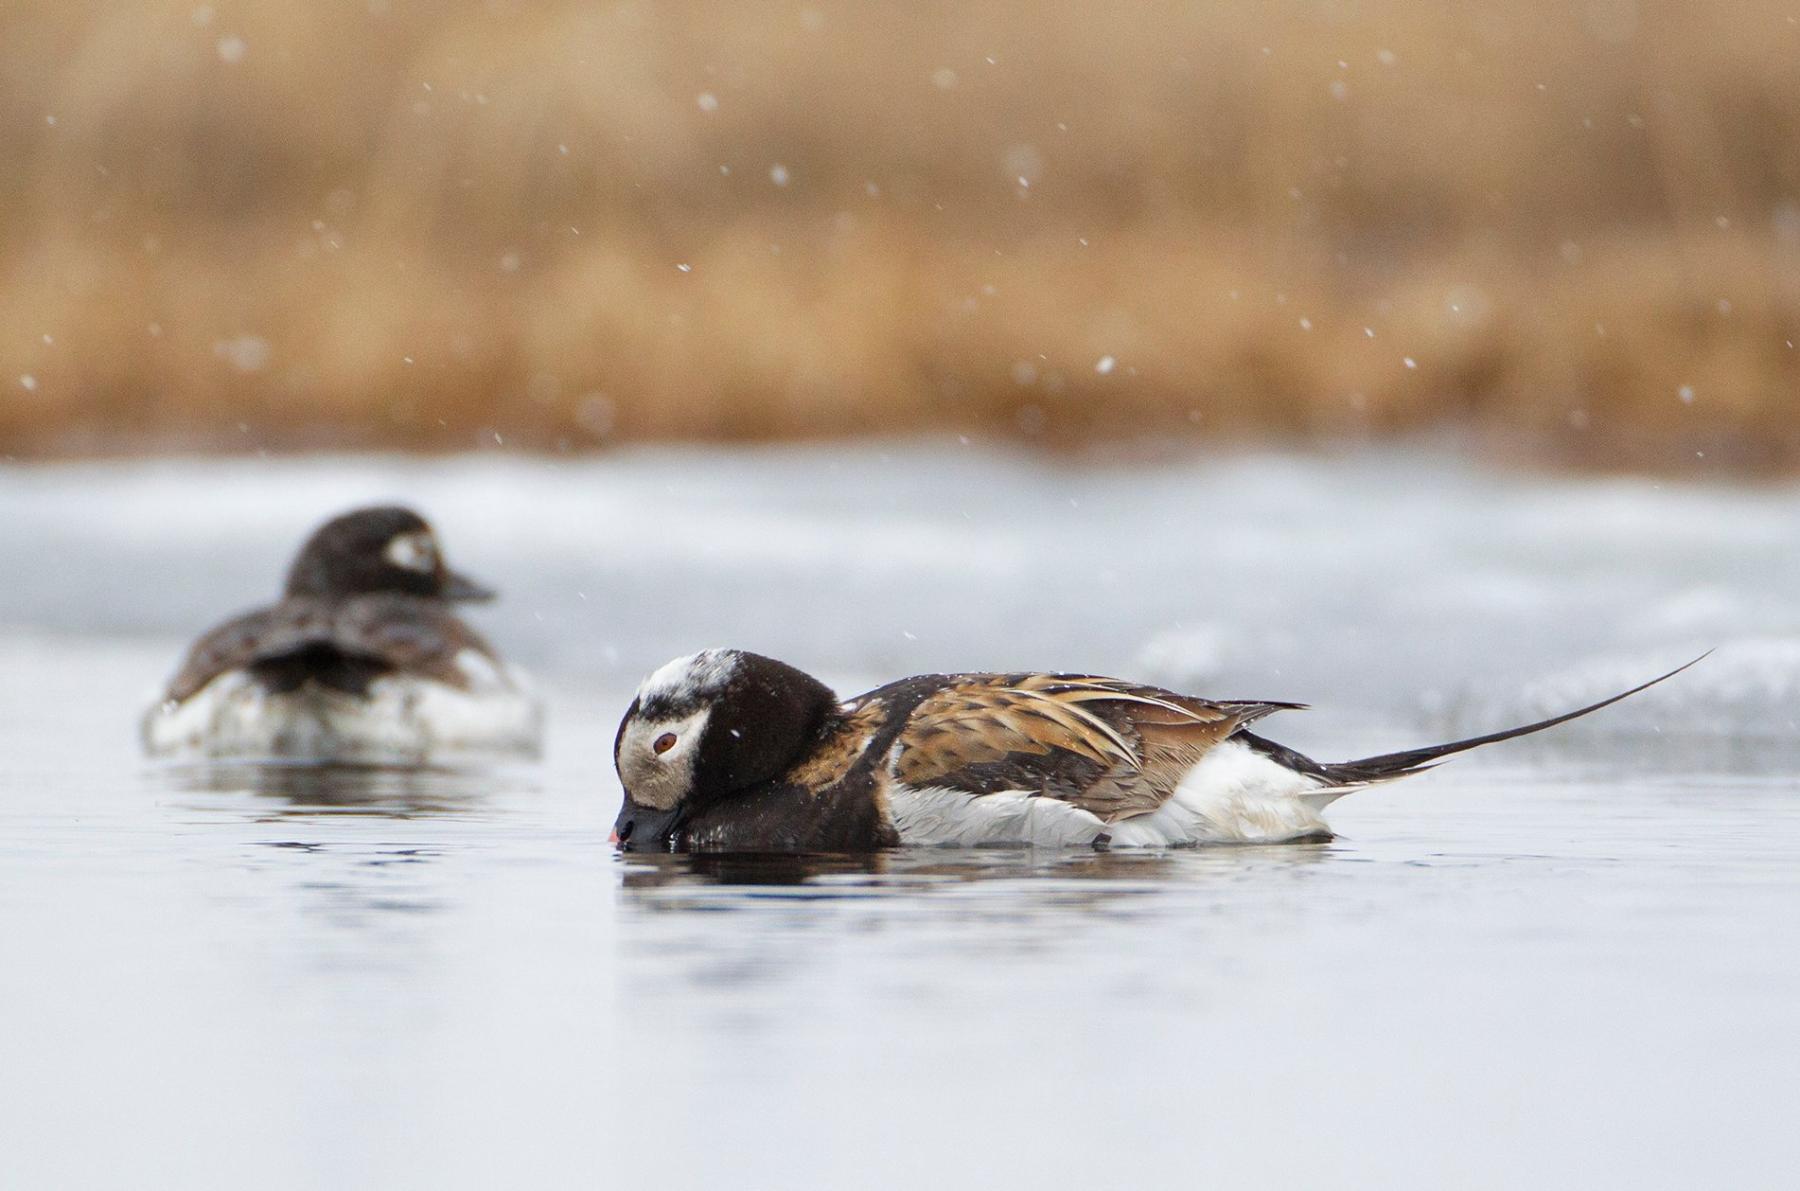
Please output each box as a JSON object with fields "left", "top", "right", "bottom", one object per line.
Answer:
{"left": 652, "top": 733, "right": 678, "bottom": 755}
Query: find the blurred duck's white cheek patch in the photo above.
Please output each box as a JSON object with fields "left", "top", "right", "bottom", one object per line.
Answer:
{"left": 617, "top": 707, "right": 711, "bottom": 810}
{"left": 384, "top": 532, "right": 437, "bottom": 572}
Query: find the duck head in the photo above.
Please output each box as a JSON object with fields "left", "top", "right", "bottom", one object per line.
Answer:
{"left": 283, "top": 505, "right": 495, "bottom": 603}
{"left": 611, "top": 649, "right": 837, "bottom": 851}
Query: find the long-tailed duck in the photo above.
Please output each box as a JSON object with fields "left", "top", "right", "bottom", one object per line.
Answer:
{"left": 142, "top": 505, "right": 542, "bottom": 764}
{"left": 610, "top": 649, "right": 1699, "bottom": 852}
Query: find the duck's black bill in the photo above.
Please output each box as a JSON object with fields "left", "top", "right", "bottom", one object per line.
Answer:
{"left": 612, "top": 799, "right": 685, "bottom": 852}
{"left": 441, "top": 570, "right": 497, "bottom": 602}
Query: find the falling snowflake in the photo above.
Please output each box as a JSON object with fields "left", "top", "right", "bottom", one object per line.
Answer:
{"left": 213, "top": 336, "right": 271, "bottom": 373}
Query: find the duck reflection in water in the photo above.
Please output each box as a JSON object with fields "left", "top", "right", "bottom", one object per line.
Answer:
{"left": 616, "top": 840, "right": 1332, "bottom": 894}
{"left": 156, "top": 760, "right": 530, "bottom": 817}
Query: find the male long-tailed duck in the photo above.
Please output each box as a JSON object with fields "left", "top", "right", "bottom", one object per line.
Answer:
{"left": 610, "top": 649, "right": 1698, "bottom": 852}
{"left": 142, "top": 505, "right": 542, "bottom": 764}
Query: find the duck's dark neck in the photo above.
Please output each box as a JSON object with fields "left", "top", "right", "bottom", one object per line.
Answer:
{"left": 679, "top": 774, "right": 895, "bottom": 853}
{"left": 679, "top": 710, "right": 896, "bottom": 853}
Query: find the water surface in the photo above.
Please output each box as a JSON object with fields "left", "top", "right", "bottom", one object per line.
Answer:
{"left": 2, "top": 447, "right": 1796, "bottom": 1188}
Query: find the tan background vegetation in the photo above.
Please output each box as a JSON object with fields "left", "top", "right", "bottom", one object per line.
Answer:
{"left": 2, "top": 0, "right": 1797, "bottom": 466}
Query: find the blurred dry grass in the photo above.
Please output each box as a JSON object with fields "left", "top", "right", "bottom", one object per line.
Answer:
{"left": 2, "top": 0, "right": 1797, "bottom": 466}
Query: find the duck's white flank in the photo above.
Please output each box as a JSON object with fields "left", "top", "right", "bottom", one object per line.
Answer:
{"left": 141, "top": 652, "right": 544, "bottom": 765}
{"left": 888, "top": 786, "right": 1106, "bottom": 847}
{"left": 888, "top": 737, "right": 1338, "bottom": 848}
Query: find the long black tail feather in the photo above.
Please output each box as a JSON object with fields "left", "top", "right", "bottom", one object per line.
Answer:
{"left": 1246, "top": 652, "right": 1708, "bottom": 788}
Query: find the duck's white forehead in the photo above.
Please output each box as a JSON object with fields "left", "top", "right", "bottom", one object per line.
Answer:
{"left": 638, "top": 648, "right": 739, "bottom": 706}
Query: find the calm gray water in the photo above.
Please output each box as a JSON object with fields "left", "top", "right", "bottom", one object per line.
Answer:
{"left": 2, "top": 445, "right": 1797, "bottom": 1188}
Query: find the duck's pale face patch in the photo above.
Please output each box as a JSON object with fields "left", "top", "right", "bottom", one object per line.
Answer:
{"left": 383, "top": 530, "right": 440, "bottom": 574}
{"left": 616, "top": 705, "right": 711, "bottom": 810}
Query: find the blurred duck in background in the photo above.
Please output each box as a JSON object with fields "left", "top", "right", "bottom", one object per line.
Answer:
{"left": 142, "top": 505, "right": 542, "bottom": 765}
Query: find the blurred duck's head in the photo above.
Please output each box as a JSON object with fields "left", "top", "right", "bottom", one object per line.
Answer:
{"left": 283, "top": 505, "right": 495, "bottom": 603}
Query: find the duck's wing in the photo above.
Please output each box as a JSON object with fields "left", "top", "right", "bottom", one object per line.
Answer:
{"left": 163, "top": 606, "right": 283, "bottom": 702}
{"left": 886, "top": 673, "right": 1302, "bottom": 822}
{"left": 328, "top": 594, "right": 498, "bottom": 688}
{"left": 163, "top": 596, "right": 498, "bottom": 701}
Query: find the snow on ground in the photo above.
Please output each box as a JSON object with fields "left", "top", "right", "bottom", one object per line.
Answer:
{"left": 1, "top": 443, "right": 1793, "bottom": 754}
